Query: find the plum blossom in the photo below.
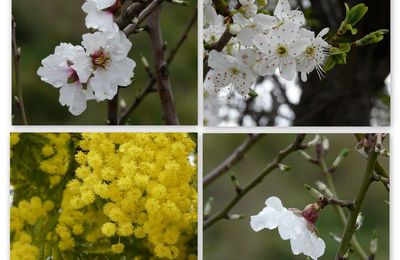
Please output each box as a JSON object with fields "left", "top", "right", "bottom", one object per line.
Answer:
{"left": 238, "top": 0, "right": 258, "bottom": 19}
{"left": 37, "top": 43, "right": 94, "bottom": 115}
{"left": 269, "top": 0, "right": 305, "bottom": 28}
{"left": 250, "top": 196, "right": 325, "bottom": 260}
{"left": 82, "top": 0, "right": 120, "bottom": 36}
{"left": 232, "top": 13, "right": 271, "bottom": 46}
{"left": 207, "top": 50, "right": 256, "bottom": 96}
{"left": 296, "top": 28, "right": 331, "bottom": 81}
{"left": 253, "top": 22, "right": 309, "bottom": 80}
{"left": 82, "top": 31, "right": 136, "bottom": 101}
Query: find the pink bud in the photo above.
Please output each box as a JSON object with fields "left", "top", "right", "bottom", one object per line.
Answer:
{"left": 301, "top": 203, "right": 320, "bottom": 224}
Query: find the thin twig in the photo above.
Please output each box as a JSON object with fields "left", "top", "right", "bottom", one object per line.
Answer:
{"left": 336, "top": 144, "right": 379, "bottom": 259}
{"left": 116, "top": 2, "right": 145, "bottom": 29}
{"left": 119, "top": 10, "right": 197, "bottom": 124}
{"left": 204, "top": 134, "right": 306, "bottom": 230}
{"left": 148, "top": 6, "right": 179, "bottom": 124}
{"left": 319, "top": 197, "right": 355, "bottom": 211}
{"left": 167, "top": 10, "right": 197, "bottom": 64}
{"left": 204, "top": 134, "right": 264, "bottom": 187}
{"left": 371, "top": 173, "right": 389, "bottom": 191}
{"left": 355, "top": 134, "right": 389, "bottom": 178}
{"left": 318, "top": 157, "right": 368, "bottom": 259}
{"left": 12, "top": 17, "right": 28, "bottom": 125}
{"left": 124, "top": 0, "right": 164, "bottom": 35}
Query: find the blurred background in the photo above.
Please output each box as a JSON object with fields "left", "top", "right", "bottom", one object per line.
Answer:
{"left": 204, "top": 134, "right": 389, "bottom": 259}
{"left": 12, "top": 0, "right": 197, "bottom": 125}
{"left": 204, "top": 0, "right": 390, "bottom": 126}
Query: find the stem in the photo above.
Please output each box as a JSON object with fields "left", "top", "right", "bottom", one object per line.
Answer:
{"left": 203, "top": 134, "right": 264, "bottom": 187}
{"left": 148, "top": 6, "right": 179, "bottom": 125}
{"left": 320, "top": 158, "right": 368, "bottom": 259}
{"left": 336, "top": 148, "right": 379, "bottom": 259}
{"left": 123, "top": 0, "right": 164, "bottom": 35}
{"left": 204, "top": 134, "right": 306, "bottom": 230}
{"left": 12, "top": 17, "right": 28, "bottom": 125}
{"left": 107, "top": 93, "right": 119, "bottom": 125}
{"left": 355, "top": 134, "right": 389, "bottom": 178}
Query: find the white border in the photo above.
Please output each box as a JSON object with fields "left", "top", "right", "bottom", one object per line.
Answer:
{"left": 1, "top": 0, "right": 398, "bottom": 259}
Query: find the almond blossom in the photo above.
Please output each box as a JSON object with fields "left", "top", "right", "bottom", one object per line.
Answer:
{"left": 82, "top": 31, "right": 136, "bottom": 101}
{"left": 250, "top": 196, "right": 325, "bottom": 260}
{"left": 82, "top": 0, "right": 120, "bottom": 36}
{"left": 37, "top": 43, "right": 94, "bottom": 115}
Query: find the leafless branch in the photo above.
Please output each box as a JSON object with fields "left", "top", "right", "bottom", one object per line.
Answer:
{"left": 12, "top": 17, "right": 28, "bottom": 125}
{"left": 123, "top": 0, "right": 164, "bottom": 35}
{"left": 148, "top": 6, "right": 179, "bottom": 124}
{"left": 204, "top": 134, "right": 264, "bottom": 187}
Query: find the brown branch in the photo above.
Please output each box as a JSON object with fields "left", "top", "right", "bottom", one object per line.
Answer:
{"left": 320, "top": 197, "right": 355, "bottom": 211}
{"left": 147, "top": 6, "right": 179, "bottom": 124}
{"left": 116, "top": 2, "right": 145, "bottom": 29}
{"left": 119, "top": 10, "right": 196, "bottom": 124}
{"left": 123, "top": 0, "right": 164, "bottom": 35}
{"left": 204, "top": 134, "right": 264, "bottom": 187}
{"left": 107, "top": 92, "right": 119, "bottom": 125}
{"left": 204, "top": 134, "right": 306, "bottom": 230}
{"left": 12, "top": 17, "right": 28, "bottom": 125}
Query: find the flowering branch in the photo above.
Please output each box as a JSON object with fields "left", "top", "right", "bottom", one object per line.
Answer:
{"left": 12, "top": 17, "right": 28, "bottom": 125}
{"left": 299, "top": 136, "right": 368, "bottom": 259}
{"left": 203, "top": 133, "right": 264, "bottom": 187}
{"left": 204, "top": 134, "right": 306, "bottom": 230}
{"left": 148, "top": 6, "right": 179, "bottom": 125}
{"left": 336, "top": 142, "right": 379, "bottom": 259}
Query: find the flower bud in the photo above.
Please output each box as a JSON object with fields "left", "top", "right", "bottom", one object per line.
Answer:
{"left": 301, "top": 203, "right": 320, "bottom": 224}
{"left": 229, "top": 23, "right": 242, "bottom": 36}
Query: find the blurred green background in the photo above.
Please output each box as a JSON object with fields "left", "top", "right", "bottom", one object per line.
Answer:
{"left": 12, "top": 0, "right": 197, "bottom": 125}
{"left": 204, "top": 134, "right": 389, "bottom": 259}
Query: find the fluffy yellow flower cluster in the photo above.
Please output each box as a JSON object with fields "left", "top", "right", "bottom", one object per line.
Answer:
{"left": 10, "top": 197, "right": 55, "bottom": 260}
{"left": 39, "top": 133, "right": 71, "bottom": 187}
{"left": 56, "top": 133, "right": 197, "bottom": 259}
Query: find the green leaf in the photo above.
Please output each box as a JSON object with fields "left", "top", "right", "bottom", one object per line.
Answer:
{"left": 347, "top": 4, "right": 368, "bottom": 27}
{"left": 248, "top": 89, "right": 258, "bottom": 98}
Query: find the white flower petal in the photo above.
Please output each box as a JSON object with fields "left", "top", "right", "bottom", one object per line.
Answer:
{"left": 59, "top": 83, "right": 88, "bottom": 116}
{"left": 274, "top": 0, "right": 291, "bottom": 20}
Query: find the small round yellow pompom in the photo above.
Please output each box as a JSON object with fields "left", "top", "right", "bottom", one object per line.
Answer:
{"left": 101, "top": 222, "right": 116, "bottom": 237}
{"left": 111, "top": 243, "right": 124, "bottom": 254}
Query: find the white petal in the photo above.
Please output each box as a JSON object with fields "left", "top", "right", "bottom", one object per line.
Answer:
{"left": 287, "top": 10, "right": 305, "bottom": 26}
{"left": 253, "top": 34, "right": 274, "bottom": 54}
{"left": 274, "top": 0, "right": 291, "bottom": 19}
{"left": 233, "top": 70, "right": 255, "bottom": 96}
{"left": 70, "top": 52, "right": 93, "bottom": 83}
{"left": 254, "top": 14, "right": 277, "bottom": 28}
{"left": 279, "top": 56, "right": 296, "bottom": 80}
{"left": 89, "top": 70, "right": 118, "bottom": 101}
{"left": 107, "top": 57, "right": 136, "bottom": 87}
{"left": 288, "top": 38, "right": 310, "bottom": 57}
{"left": 91, "top": 0, "right": 116, "bottom": 10}
{"left": 208, "top": 50, "right": 236, "bottom": 70}
{"left": 237, "top": 27, "right": 256, "bottom": 46}
{"left": 59, "top": 83, "right": 88, "bottom": 115}
{"left": 318, "top": 27, "right": 330, "bottom": 38}
{"left": 258, "top": 57, "right": 278, "bottom": 76}
{"left": 265, "top": 196, "right": 283, "bottom": 209}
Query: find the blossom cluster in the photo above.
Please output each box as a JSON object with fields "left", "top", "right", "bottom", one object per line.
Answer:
{"left": 204, "top": 0, "right": 331, "bottom": 97}
{"left": 10, "top": 197, "right": 55, "bottom": 260}
{"left": 37, "top": 0, "right": 136, "bottom": 115}
{"left": 250, "top": 196, "right": 325, "bottom": 259}
{"left": 56, "top": 133, "right": 197, "bottom": 259}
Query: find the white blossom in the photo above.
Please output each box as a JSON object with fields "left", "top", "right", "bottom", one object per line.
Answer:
{"left": 82, "top": 0, "right": 120, "bottom": 36}
{"left": 232, "top": 13, "right": 270, "bottom": 46}
{"left": 250, "top": 196, "right": 326, "bottom": 260}
{"left": 253, "top": 22, "right": 309, "bottom": 80}
{"left": 296, "top": 28, "right": 331, "bottom": 81}
{"left": 82, "top": 31, "right": 136, "bottom": 101}
{"left": 37, "top": 43, "right": 94, "bottom": 115}
{"left": 207, "top": 50, "right": 256, "bottom": 96}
